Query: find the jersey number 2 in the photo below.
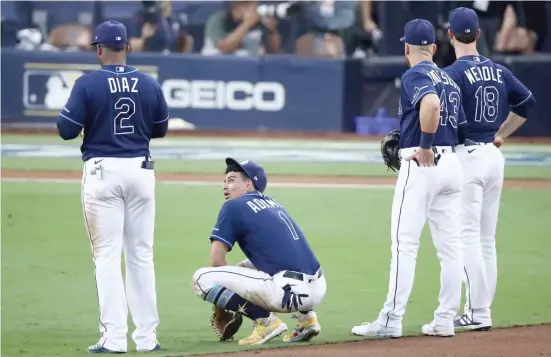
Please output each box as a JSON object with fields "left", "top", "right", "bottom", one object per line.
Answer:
{"left": 114, "top": 97, "right": 136, "bottom": 135}
{"left": 279, "top": 211, "right": 299, "bottom": 240}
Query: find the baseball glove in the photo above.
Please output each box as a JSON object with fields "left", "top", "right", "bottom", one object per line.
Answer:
{"left": 210, "top": 306, "right": 243, "bottom": 342}
{"left": 380, "top": 129, "right": 401, "bottom": 172}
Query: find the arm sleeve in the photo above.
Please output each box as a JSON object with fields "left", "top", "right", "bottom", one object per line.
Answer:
{"left": 209, "top": 200, "right": 240, "bottom": 251}
{"left": 402, "top": 71, "right": 438, "bottom": 110}
{"left": 503, "top": 67, "right": 536, "bottom": 118}
{"left": 204, "top": 12, "right": 227, "bottom": 44}
{"left": 152, "top": 80, "right": 169, "bottom": 138}
{"left": 56, "top": 77, "right": 86, "bottom": 140}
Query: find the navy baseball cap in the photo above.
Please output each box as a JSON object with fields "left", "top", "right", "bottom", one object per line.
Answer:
{"left": 225, "top": 158, "right": 268, "bottom": 193}
{"left": 400, "top": 19, "right": 435, "bottom": 45}
{"left": 449, "top": 7, "right": 478, "bottom": 35}
{"left": 90, "top": 21, "right": 128, "bottom": 49}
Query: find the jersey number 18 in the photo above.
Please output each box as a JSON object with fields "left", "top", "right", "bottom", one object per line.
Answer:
{"left": 475, "top": 86, "right": 499, "bottom": 123}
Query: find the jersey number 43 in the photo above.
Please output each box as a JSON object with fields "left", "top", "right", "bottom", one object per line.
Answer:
{"left": 439, "top": 90, "right": 461, "bottom": 128}
{"left": 114, "top": 97, "right": 136, "bottom": 135}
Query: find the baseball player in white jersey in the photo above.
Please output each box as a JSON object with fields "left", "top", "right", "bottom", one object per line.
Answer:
{"left": 56, "top": 21, "right": 169, "bottom": 353}
{"left": 444, "top": 8, "right": 535, "bottom": 331}
{"left": 352, "top": 19, "right": 466, "bottom": 338}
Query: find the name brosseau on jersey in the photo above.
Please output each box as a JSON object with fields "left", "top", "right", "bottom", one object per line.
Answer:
{"left": 426, "top": 69, "right": 460, "bottom": 91}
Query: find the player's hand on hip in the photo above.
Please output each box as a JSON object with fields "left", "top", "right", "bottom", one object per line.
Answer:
{"left": 406, "top": 148, "right": 436, "bottom": 167}
{"left": 493, "top": 135, "right": 504, "bottom": 148}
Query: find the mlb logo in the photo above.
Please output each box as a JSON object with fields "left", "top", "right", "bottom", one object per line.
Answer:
{"left": 422, "top": 40, "right": 427, "bottom": 45}
{"left": 116, "top": 66, "right": 124, "bottom": 72}
{"left": 116, "top": 36, "right": 121, "bottom": 41}
{"left": 240, "top": 160, "right": 249, "bottom": 165}
{"left": 465, "top": 29, "right": 471, "bottom": 33}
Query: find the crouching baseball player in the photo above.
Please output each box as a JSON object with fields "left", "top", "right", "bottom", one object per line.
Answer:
{"left": 191, "top": 158, "right": 326, "bottom": 345}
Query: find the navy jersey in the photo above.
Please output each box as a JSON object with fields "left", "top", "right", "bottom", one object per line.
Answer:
{"left": 56, "top": 65, "right": 169, "bottom": 161}
{"left": 210, "top": 192, "right": 320, "bottom": 276}
{"left": 399, "top": 61, "right": 466, "bottom": 148}
{"left": 444, "top": 55, "right": 535, "bottom": 143}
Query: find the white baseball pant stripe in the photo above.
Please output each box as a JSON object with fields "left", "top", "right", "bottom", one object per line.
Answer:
{"left": 192, "top": 266, "right": 326, "bottom": 313}
{"left": 377, "top": 147, "right": 464, "bottom": 328}
{"left": 82, "top": 157, "right": 159, "bottom": 352}
{"left": 457, "top": 143, "right": 504, "bottom": 323}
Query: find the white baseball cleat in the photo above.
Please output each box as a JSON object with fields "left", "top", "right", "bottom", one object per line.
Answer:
{"left": 454, "top": 313, "right": 492, "bottom": 331}
{"left": 422, "top": 321, "right": 455, "bottom": 337}
{"left": 351, "top": 321, "right": 402, "bottom": 338}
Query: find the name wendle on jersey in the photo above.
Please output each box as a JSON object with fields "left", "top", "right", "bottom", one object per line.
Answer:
{"left": 246, "top": 197, "right": 283, "bottom": 213}
{"left": 463, "top": 66, "right": 503, "bottom": 85}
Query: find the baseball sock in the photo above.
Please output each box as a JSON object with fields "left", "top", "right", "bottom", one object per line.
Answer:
{"left": 206, "top": 286, "right": 270, "bottom": 320}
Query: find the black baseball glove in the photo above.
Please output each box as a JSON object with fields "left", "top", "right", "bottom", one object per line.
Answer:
{"left": 210, "top": 306, "right": 243, "bottom": 342}
{"left": 380, "top": 130, "right": 401, "bottom": 172}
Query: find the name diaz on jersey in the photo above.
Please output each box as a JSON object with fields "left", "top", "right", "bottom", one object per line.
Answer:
{"left": 108, "top": 77, "right": 139, "bottom": 93}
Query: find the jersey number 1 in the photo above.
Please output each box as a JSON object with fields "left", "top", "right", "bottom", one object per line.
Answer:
{"left": 279, "top": 211, "right": 299, "bottom": 240}
{"left": 114, "top": 97, "right": 136, "bottom": 135}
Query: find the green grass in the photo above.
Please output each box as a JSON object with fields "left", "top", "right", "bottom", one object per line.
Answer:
{"left": 2, "top": 181, "right": 551, "bottom": 357}
{"left": 3, "top": 157, "right": 551, "bottom": 180}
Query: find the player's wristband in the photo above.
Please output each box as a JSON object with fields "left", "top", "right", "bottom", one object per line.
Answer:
{"left": 420, "top": 131, "right": 434, "bottom": 149}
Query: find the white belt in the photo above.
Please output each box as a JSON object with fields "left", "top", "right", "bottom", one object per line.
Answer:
{"left": 399, "top": 146, "right": 456, "bottom": 159}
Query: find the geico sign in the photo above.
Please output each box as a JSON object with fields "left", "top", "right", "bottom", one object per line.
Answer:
{"left": 162, "top": 80, "right": 285, "bottom": 111}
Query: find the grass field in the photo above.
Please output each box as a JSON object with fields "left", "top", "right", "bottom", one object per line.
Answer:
{"left": 2, "top": 134, "right": 551, "bottom": 357}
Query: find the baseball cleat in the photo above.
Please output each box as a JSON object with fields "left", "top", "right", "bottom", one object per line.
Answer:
{"left": 136, "top": 343, "right": 160, "bottom": 352}
{"left": 351, "top": 321, "right": 402, "bottom": 338}
{"left": 87, "top": 343, "right": 125, "bottom": 354}
{"left": 422, "top": 321, "right": 455, "bottom": 337}
{"left": 454, "top": 314, "right": 492, "bottom": 331}
{"left": 239, "top": 315, "right": 288, "bottom": 345}
{"left": 282, "top": 312, "right": 321, "bottom": 342}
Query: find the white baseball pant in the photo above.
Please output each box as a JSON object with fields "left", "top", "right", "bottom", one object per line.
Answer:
{"left": 81, "top": 157, "right": 159, "bottom": 352}
{"left": 377, "top": 147, "right": 464, "bottom": 328}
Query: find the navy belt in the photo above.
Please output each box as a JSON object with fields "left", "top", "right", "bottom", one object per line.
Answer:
{"left": 465, "top": 139, "right": 493, "bottom": 147}
{"left": 283, "top": 269, "right": 323, "bottom": 282}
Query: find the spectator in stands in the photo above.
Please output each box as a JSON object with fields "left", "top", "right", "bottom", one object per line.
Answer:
{"left": 342, "top": 0, "right": 383, "bottom": 57}
{"left": 201, "top": 0, "right": 280, "bottom": 56}
{"left": 129, "top": 0, "right": 192, "bottom": 53}
{"left": 295, "top": 0, "right": 357, "bottom": 58}
{"left": 493, "top": 1, "right": 548, "bottom": 55}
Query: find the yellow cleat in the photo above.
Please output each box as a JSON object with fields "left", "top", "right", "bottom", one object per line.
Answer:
{"left": 238, "top": 315, "right": 288, "bottom": 346}
{"left": 282, "top": 312, "right": 321, "bottom": 343}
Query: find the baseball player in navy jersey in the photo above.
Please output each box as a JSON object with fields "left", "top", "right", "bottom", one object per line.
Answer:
{"left": 443, "top": 7, "right": 536, "bottom": 331}
{"left": 191, "top": 158, "right": 326, "bottom": 345}
{"left": 56, "top": 21, "right": 169, "bottom": 353}
{"left": 352, "top": 19, "right": 466, "bottom": 338}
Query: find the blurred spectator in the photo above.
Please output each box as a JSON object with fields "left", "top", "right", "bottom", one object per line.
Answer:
{"left": 440, "top": 1, "right": 520, "bottom": 57}
{"left": 129, "top": 0, "right": 192, "bottom": 53}
{"left": 342, "top": 0, "right": 383, "bottom": 58}
{"left": 201, "top": 0, "right": 280, "bottom": 56}
{"left": 295, "top": 0, "right": 357, "bottom": 58}
{"left": 494, "top": 1, "right": 548, "bottom": 55}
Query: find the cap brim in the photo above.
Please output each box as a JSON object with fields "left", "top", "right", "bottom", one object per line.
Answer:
{"left": 90, "top": 42, "right": 127, "bottom": 49}
{"left": 225, "top": 157, "right": 240, "bottom": 168}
